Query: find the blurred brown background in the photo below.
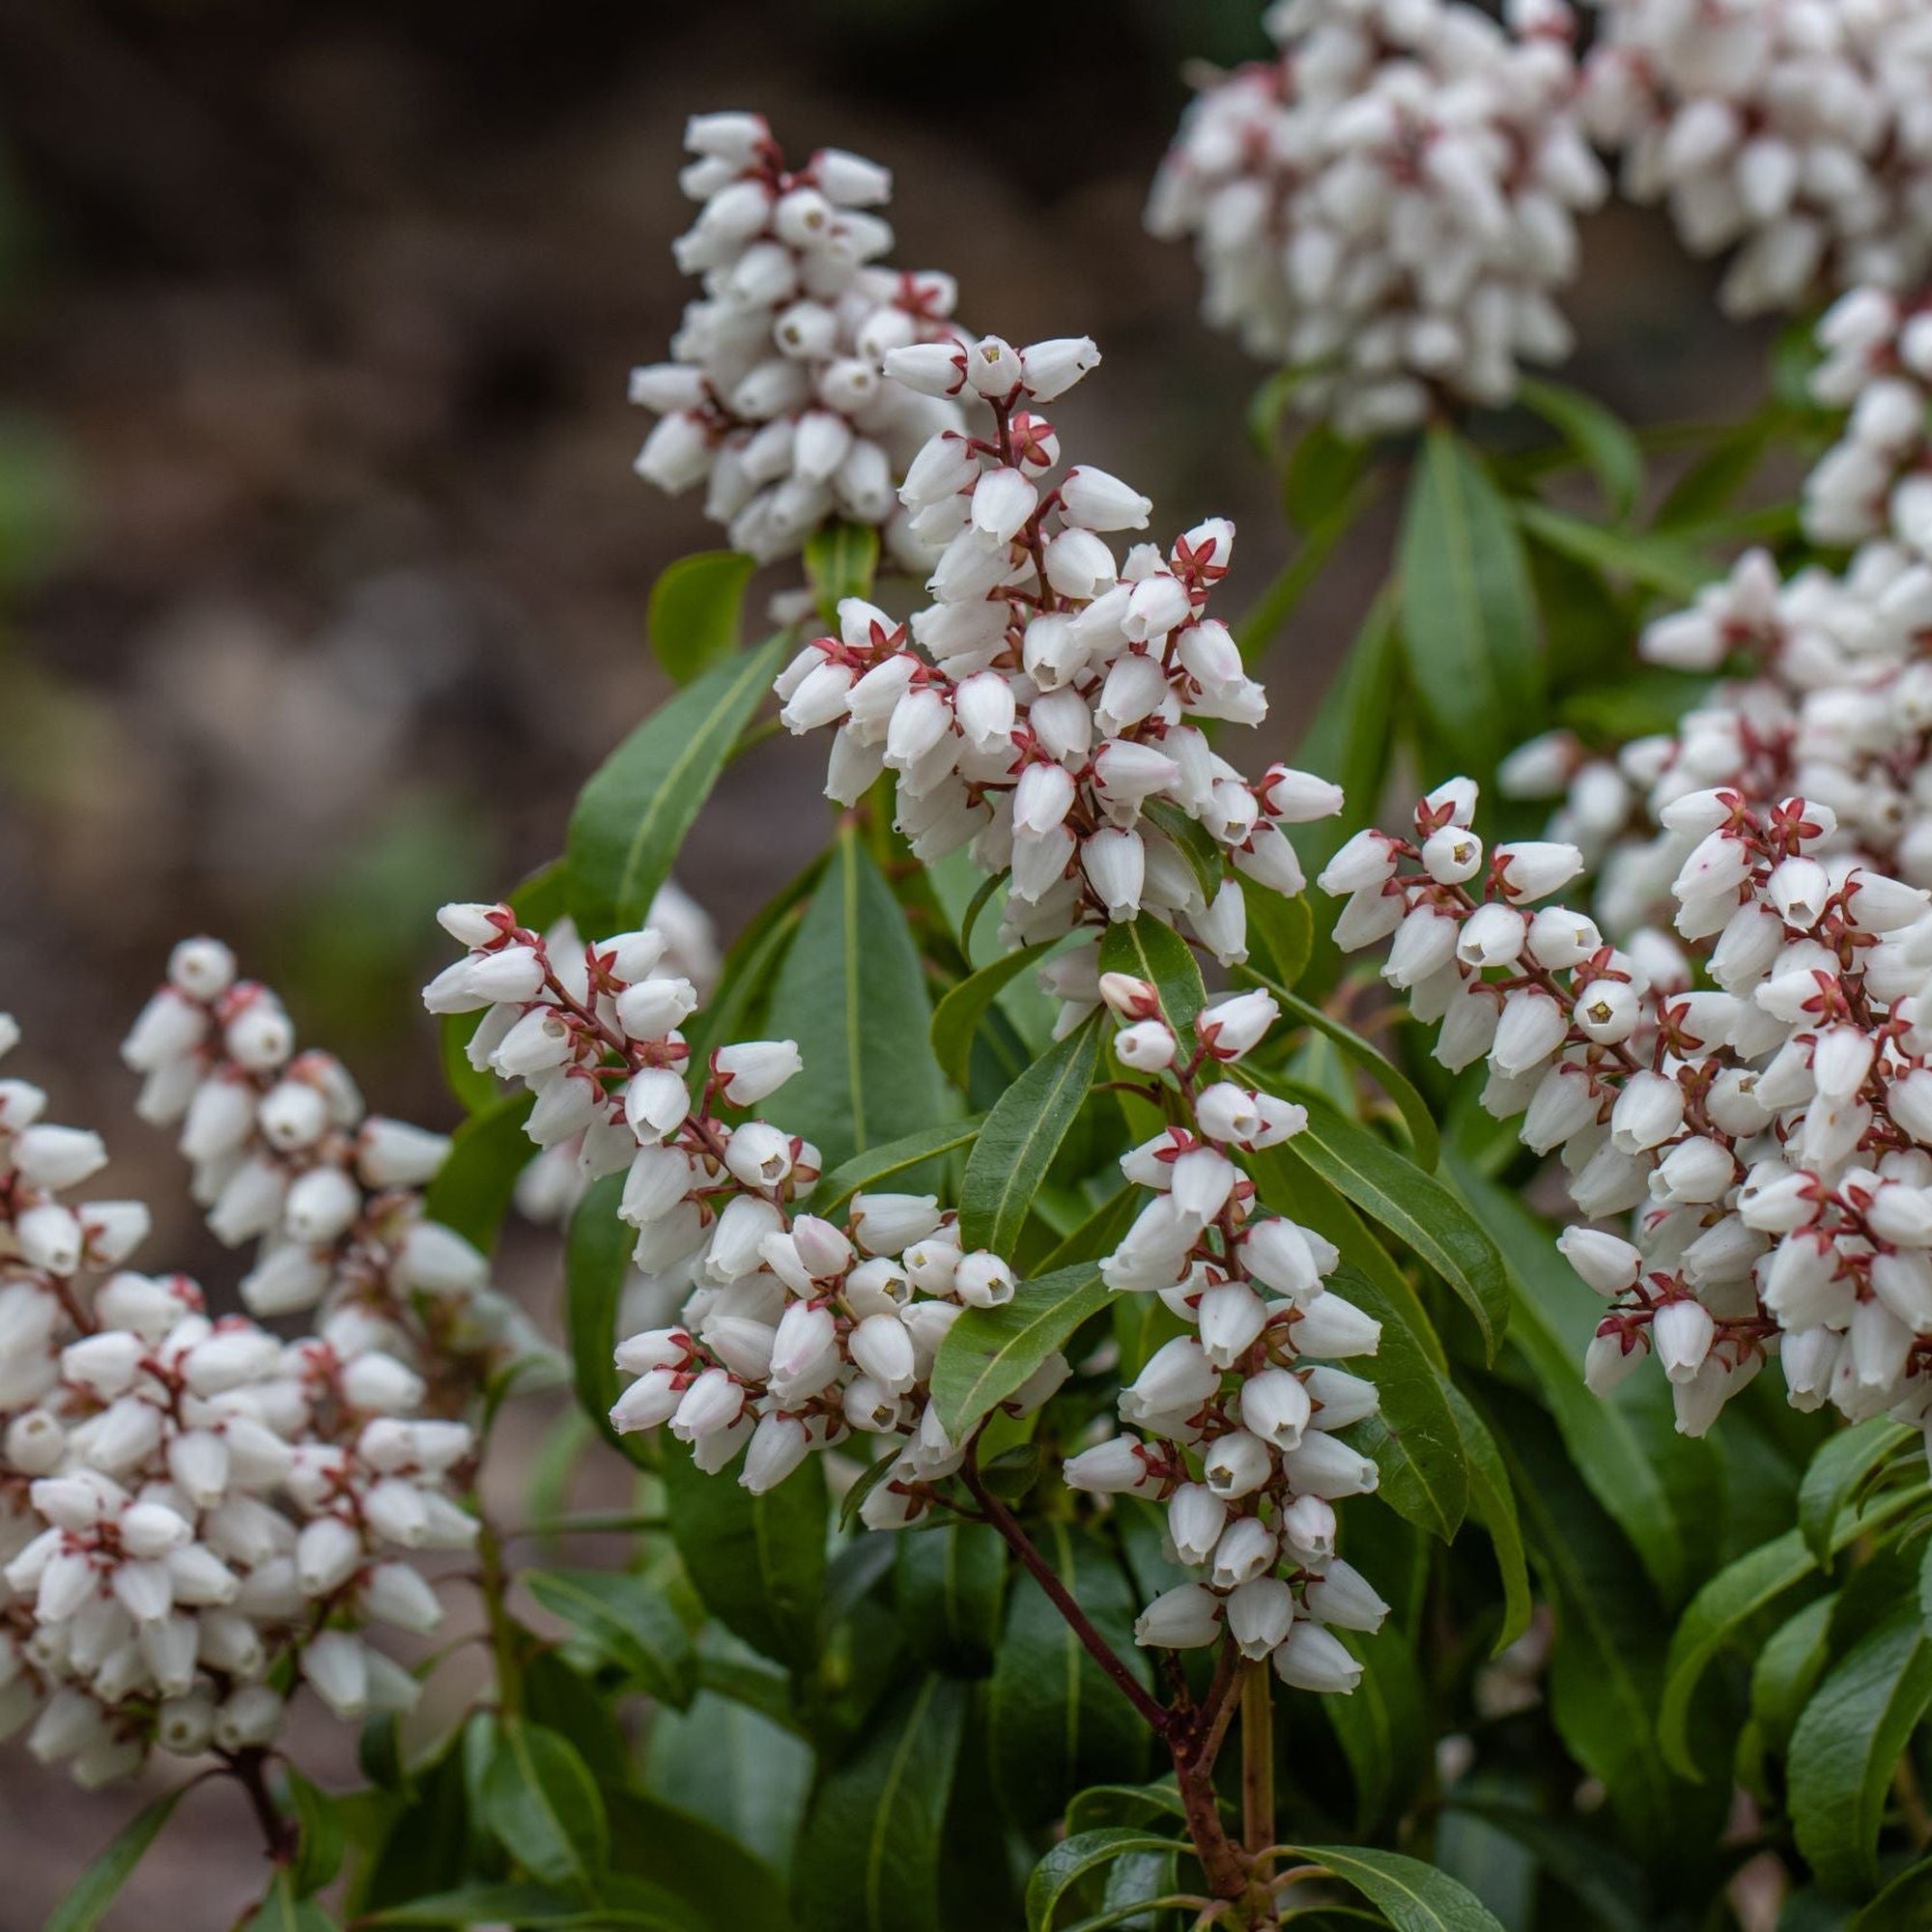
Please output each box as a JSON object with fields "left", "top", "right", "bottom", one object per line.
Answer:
{"left": 0, "top": 0, "right": 1760, "bottom": 1920}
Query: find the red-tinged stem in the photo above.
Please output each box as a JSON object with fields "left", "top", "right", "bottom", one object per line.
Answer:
{"left": 221, "top": 1747, "right": 297, "bottom": 1865}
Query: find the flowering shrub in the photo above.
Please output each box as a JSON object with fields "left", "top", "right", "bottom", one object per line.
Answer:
{"left": 29, "top": 4, "right": 1932, "bottom": 1926}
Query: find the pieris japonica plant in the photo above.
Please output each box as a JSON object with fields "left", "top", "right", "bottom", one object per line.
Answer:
{"left": 37, "top": 4, "right": 1932, "bottom": 1924}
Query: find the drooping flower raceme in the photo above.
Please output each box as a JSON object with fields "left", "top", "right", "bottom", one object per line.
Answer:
{"left": 423, "top": 903, "right": 1066, "bottom": 1520}
{"left": 774, "top": 329, "right": 1342, "bottom": 1017}
{"left": 1323, "top": 778, "right": 1932, "bottom": 1451}
{"left": 630, "top": 111, "right": 968, "bottom": 567}
{"left": 1584, "top": 0, "right": 1932, "bottom": 317}
{"left": 1506, "top": 534, "right": 1932, "bottom": 941}
{"left": 1064, "top": 974, "right": 1387, "bottom": 1694}
{"left": 0, "top": 1003, "right": 481, "bottom": 1788}
{"left": 122, "top": 939, "right": 541, "bottom": 1376}
{"left": 1147, "top": 0, "right": 1605, "bottom": 438}
{"left": 1804, "top": 285, "right": 1932, "bottom": 551}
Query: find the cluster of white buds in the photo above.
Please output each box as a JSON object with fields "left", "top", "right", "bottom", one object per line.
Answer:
{"left": 1063, "top": 974, "right": 1388, "bottom": 1695}
{"left": 423, "top": 904, "right": 1067, "bottom": 1517}
{"left": 0, "top": 1014, "right": 477, "bottom": 1786}
{"left": 1146, "top": 0, "right": 1605, "bottom": 438}
{"left": 774, "top": 329, "right": 1341, "bottom": 999}
{"left": 1583, "top": 0, "right": 1932, "bottom": 317}
{"left": 1324, "top": 776, "right": 1932, "bottom": 1451}
{"left": 1504, "top": 534, "right": 1932, "bottom": 940}
{"left": 1803, "top": 285, "right": 1932, "bottom": 551}
{"left": 121, "top": 940, "right": 537, "bottom": 1374}
{"left": 631, "top": 110, "right": 968, "bottom": 566}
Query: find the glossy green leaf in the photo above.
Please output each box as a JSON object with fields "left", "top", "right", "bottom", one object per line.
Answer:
{"left": 1242, "top": 973, "right": 1437, "bottom": 1170}
{"left": 1654, "top": 415, "right": 1773, "bottom": 530}
{"left": 1448, "top": 1384, "right": 1531, "bottom": 1651}
{"left": 606, "top": 1787, "right": 796, "bottom": 1931}
{"left": 1099, "top": 914, "right": 1208, "bottom": 1036}
{"left": 988, "top": 1522, "right": 1151, "bottom": 1828}
{"left": 423, "top": 1092, "right": 536, "bottom": 1250}
{"left": 896, "top": 1521, "right": 1007, "bottom": 1675}
{"left": 1515, "top": 500, "right": 1718, "bottom": 602}
{"left": 1293, "top": 590, "right": 1402, "bottom": 875}
{"left": 526, "top": 1568, "right": 698, "bottom": 1708}
{"left": 1799, "top": 1419, "right": 1913, "bottom": 1568}
{"left": 804, "top": 520, "right": 880, "bottom": 626}
{"left": 961, "top": 1012, "right": 1102, "bottom": 1255}
{"left": 1659, "top": 1482, "right": 1929, "bottom": 1778}
{"left": 284, "top": 1766, "right": 345, "bottom": 1898}
{"left": 566, "top": 633, "right": 789, "bottom": 937}
{"left": 1026, "top": 1829, "right": 1185, "bottom": 1932}
{"left": 645, "top": 1684, "right": 812, "bottom": 1876}
{"left": 1850, "top": 1861, "right": 1932, "bottom": 1930}
{"left": 930, "top": 1263, "right": 1111, "bottom": 1439}
{"left": 1790, "top": 1613, "right": 1932, "bottom": 1895}
{"left": 930, "top": 943, "right": 1056, "bottom": 1090}
{"left": 648, "top": 549, "right": 757, "bottom": 684}
{"left": 44, "top": 1782, "right": 193, "bottom": 1932}
{"left": 1237, "top": 455, "right": 1381, "bottom": 666}
{"left": 1517, "top": 378, "right": 1644, "bottom": 521}
{"left": 809, "top": 1117, "right": 985, "bottom": 1220}
{"left": 1246, "top": 885, "right": 1313, "bottom": 990}
{"left": 680, "top": 859, "right": 821, "bottom": 1088}
{"left": 1751, "top": 1594, "right": 1838, "bottom": 1758}
{"left": 1275, "top": 1843, "right": 1507, "bottom": 1931}
{"left": 1398, "top": 426, "right": 1541, "bottom": 777}
{"left": 1281, "top": 1101, "right": 1505, "bottom": 1355}
{"left": 791, "top": 1675, "right": 967, "bottom": 1932}
{"left": 764, "top": 827, "right": 948, "bottom": 1177}
{"left": 481, "top": 1719, "right": 609, "bottom": 1898}
{"left": 1322, "top": 1621, "right": 1432, "bottom": 1834}
{"left": 662, "top": 1441, "right": 827, "bottom": 1672}
{"left": 564, "top": 1172, "right": 633, "bottom": 1459}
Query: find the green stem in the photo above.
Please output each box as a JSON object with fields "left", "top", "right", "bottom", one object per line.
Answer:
{"left": 1241, "top": 1664, "right": 1276, "bottom": 1881}
{"left": 476, "top": 1516, "right": 523, "bottom": 1718}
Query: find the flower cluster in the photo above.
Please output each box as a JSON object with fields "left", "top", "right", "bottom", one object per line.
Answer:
{"left": 0, "top": 1008, "right": 479, "bottom": 1787}
{"left": 423, "top": 903, "right": 1066, "bottom": 1519}
{"left": 1506, "top": 533, "right": 1932, "bottom": 940}
{"left": 1064, "top": 975, "right": 1388, "bottom": 1695}
{"left": 1583, "top": 0, "right": 1932, "bottom": 317}
{"left": 1804, "top": 285, "right": 1932, "bottom": 551}
{"left": 123, "top": 940, "right": 540, "bottom": 1376}
{"left": 774, "top": 330, "right": 1341, "bottom": 992}
{"left": 631, "top": 111, "right": 967, "bottom": 566}
{"left": 1324, "top": 777, "right": 1932, "bottom": 1448}
{"left": 1146, "top": 0, "right": 1605, "bottom": 438}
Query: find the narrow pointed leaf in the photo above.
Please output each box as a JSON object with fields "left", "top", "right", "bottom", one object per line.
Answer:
{"left": 1099, "top": 913, "right": 1208, "bottom": 1036}
{"left": 1517, "top": 377, "right": 1644, "bottom": 521}
{"left": 930, "top": 943, "right": 1055, "bottom": 1089}
{"left": 526, "top": 1568, "right": 698, "bottom": 1708}
{"left": 961, "top": 1012, "right": 1103, "bottom": 1254}
{"left": 810, "top": 1117, "right": 985, "bottom": 1220}
{"left": 1798, "top": 1417, "right": 1912, "bottom": 1568}
{"left": 45, "top": 1783, "right": 193, "bottom": 1932}
{"left": 481, "top": 1719, "right": 610, "bottom": 1898}
{"left": 564, "top": 1172, "right": 634, "bottom": 1459}
{"left": 804, "top": 520, "right": 880, "bottom": 625}
{"left": 1026, "top": 1830, "right": 1184, "bottom": 1932}
{"left": 242, "top": 1872, "right": 335, "bottom": 1932}
{"left": 648, "top": 549, "right": 756, "bottom": 684}
{"left": 1515, "top": 500, "right": 1718, "bottom": 602}
{"left": 567, "top": 633, "right": 789, "bottom": 936}
{"left": 1275, "top": 1843, "right": 1508, "bottom": 1931}
{"left": 931, "top": 1263, "right": 1111, "bottom": 1439}
{"left": 1447, "top": 1383, "right": 1531, "bottom": 1651}
{"left": 423, "top": 1092, "right": 536, "bottom": 1249}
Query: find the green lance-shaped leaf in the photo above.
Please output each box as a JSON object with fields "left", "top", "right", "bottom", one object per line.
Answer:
{"left": 1272, "top": 1844, "right": 1509, "bottom": 1932}
{"left": 1798, "top": 1417, "right": 1914, "bottom": 1568}
{"left": 242, "top": 1872, "right": 336, "bottom": 1932}
{"left": 284, "top": 1766, "right": 345, "bottom": 1898}
{"left": 526, "top": 1568, "right": 698, "bottom": 1708}
{"left": 1751, "top": 1594, "right": 1838, "bottom": 1757}
{"left": 564, "top": 1171, "right": 634, "bottom": 1459}
{"left": 1516, "top": 377, "right": 1645, "bottom": 522}
{"left": 809, "top": 1117, "right": 986, "bottom": 1221}
{"left": 930, "top": 1263, "right": 1112, "bottom": 1440}
{"left": 566, "top": 633, "right": 790, "bottom": 938}
{"left": 1851, "top": 1861, "right": 1932, "bottom": 1931}
{"left": 1514, "top": 500, "right": 1719, "bottom": 603}
{"left": 960, "top": 1011, "right": 1103, "bottom": 1255}
{"left": 1278, "top": 1100, "right": 1507, "bottom": 1356}
{"left": 1657, "top": 1480, "right": 1929, "bottom": 1778}
{"left": 804, "top": 519, "right": 881, "bottom": 626}
{"left": 662, "top": 1440, "right": 828, "bottom": 1673}
{"left": 648, "top": 549, "right": 757, "bottom": 685}
{"left": 368, "top": 1881, "right": 703, "bottom": 1928}
{"left": 790, "top": 1675, "right": 967, "bottom": 1932}
{"left": 44, "top": 1782, "right": 195, "bottom": 1932}
{"left": 988, "top": 1522, "right": 1151, "bottom": 1828}
{"left": 1447, "top": 1383, "right": 1531, "bottom": 1651}
{"left": 1398, "top": 425, "right": 1542, "bottom": 780}
{"left": 1098, "top": 913, "right": 1208, "bottom": 1037}
{"left": 481, "top": 1719, "right": 611, "bottom": 1900}
{"left": 896, "top": 1521, "right": 1007, "bottom": 1675}
{"left": 763, "top": 826, "right": 948, "bottom": 1178}
{"left": 1245, "top": 884, "right": 1314, "bottom": 990}
{"left": 1026, "top": 1829, "right": 1187, "bottom": 1932}
{"left": 1321, "top": 1620, "right": 1432, "bottom": 1836}
{"left": 929, "top": 942, "right": 1056, "bottom": 1090}
{"left": 1790, "top": 1613, "right": 1932, "bottom": 1896}
{"left": 1140, "top": 798, "right": 1226, "bottom": 909}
